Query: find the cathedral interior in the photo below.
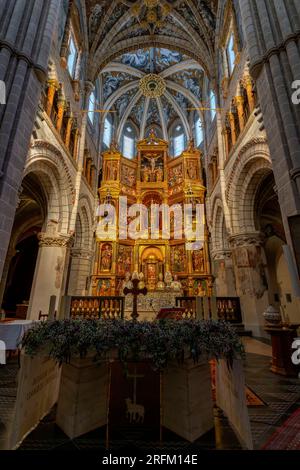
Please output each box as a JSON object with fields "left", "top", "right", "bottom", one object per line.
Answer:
{"left": 0, "top": 0, "right": 300, "bottom": 454}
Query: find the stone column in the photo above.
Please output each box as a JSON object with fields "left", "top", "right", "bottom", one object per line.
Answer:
{"left": 243, "top": 75, "right": 255, "bottom": 112}
{"left": 73, "top": 128, "right": 80, "bottom": 160}
{"left": 0, "top": 0, "right": 60, "bottom": 279}
{"left": 234, "top": 96, "right": 245, "bottom": 132}
{"left": 64, "top": 115, "right": 73, "bottom": 148}
{"left": 56, "top": 98, "right": 65, "bottom": 133}
{"left": 69, "top": 82, "right": 94, "bottom": 233}
{"left": 67, "top": 248, "right": 93, "bottom": 296}
{"left": 222, "top": 128, "right": 229, "bottom": 158}
{"left": 27, "top": 233, "right": 73, "bottom": 320}
{"left": 230, "top": 233, "right": 269, "bottom": 336}
{"left": 46, "top": 79, "right": 58, "bottom": 116}
{"left": 60, "top": 0, "right": 74, "bottom": 68}
{"left": 240, "top": 0, "right": 300, "bottom": 276}
{"left": 228, "top": 112, "right": 237, "bottom": 145}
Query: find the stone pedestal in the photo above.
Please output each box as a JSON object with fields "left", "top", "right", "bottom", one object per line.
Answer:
{"left": 162, "top": 359, "right": 214, "bottom": 442}
{"left": 56, "top": 357, "right": 109, "bottom": 439}
{"left": 265, "top": 325, "right": 300, "bottom": 377}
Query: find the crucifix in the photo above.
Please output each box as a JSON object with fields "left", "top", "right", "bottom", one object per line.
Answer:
{"left": 123, "top": 276, "right": 147, "bottom": 321}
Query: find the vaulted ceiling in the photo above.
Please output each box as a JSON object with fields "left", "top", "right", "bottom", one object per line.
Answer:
{"left": 85, "top": 1, "right": 218, "bottom": 141}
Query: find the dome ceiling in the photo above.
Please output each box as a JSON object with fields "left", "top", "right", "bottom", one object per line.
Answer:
{"left": 85, "top": 1, "right": 218, "bottom": 142}
{"left": 101, "top": 47, "right": 205, "bottom": 141}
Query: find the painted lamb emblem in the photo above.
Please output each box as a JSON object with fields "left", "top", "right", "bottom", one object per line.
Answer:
{"left": 125, "top": 398, "right": 145, "bottom": 423}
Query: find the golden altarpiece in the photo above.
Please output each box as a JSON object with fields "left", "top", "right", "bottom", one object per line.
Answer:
{"left": 91, "top": 132, "right": 212, "bottom": 301}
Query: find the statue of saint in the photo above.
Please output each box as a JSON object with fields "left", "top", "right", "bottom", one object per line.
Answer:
{"left": 156, "top": 166, "right": 163, "bottom": 182}
{"left": 164, "top": 271, "right": 173, "bottom": 288}
{"left": 156, "top": 273, "right": 165, "bottom": 291}
{"left": 138, "top": 272, "right": 146, "bottom": 289}
{"left": 170, "top": 275, "right": 182, "bottom": 292}
{"left": 122, "top": 272, "right": 133, "bottom": 292}
{"left": 101, "top": 243, "right": 112, "bottom": 271}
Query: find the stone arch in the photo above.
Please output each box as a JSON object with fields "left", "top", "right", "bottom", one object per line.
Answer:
{"left": 226, "top": 139, "right": 272, "bottom": 234}
{"left": 25, "top": 141, "right": 75, "bottom": 234}
{"left": 90, "top": 37, "right": 213, "bottom": 80}
{"left": 74, "top": 196, "right": 94, "bottom": 251}
{"left": 211, "top": 197, "right": 229, "bottom": 253}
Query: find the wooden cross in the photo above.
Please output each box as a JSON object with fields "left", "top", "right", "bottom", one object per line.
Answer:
{"left": 123, "top": 277, "right": 147, "bottom": 321}
{"left": 127, "top": 365, "right": 144, "bottom": 404}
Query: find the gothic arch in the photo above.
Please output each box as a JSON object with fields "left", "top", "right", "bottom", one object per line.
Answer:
{"left": 75, "top": 196, "right": 94, "bottom": 251}
{"left": 226, "top": 139, "right": 272, "bottom": 234}
{"left": 211, "top": 197, "right": 229, "bottom": 254}
{"left": 25, "top": 141, "right": 75, "bottom": 234}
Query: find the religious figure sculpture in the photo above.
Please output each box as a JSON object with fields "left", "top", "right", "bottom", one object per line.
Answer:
{"left": 138, "top": 272, "right": 146, "bottom": 289}
{"left": 100, "top": 243, "right": 112, "bottom": 271}
{"left": 170, "top": 275, "right": 182, "bottom": 292}
{"left": 156, "top": 166, "right": 163, "bottom": 182}
{"left": 122, "top": 272, "right": 133, "bottom": 291}
{"left": 156, "top": 273, "right": 165, "bottom": 291}
{"left": 187, "top": 161, "right": 197, "bottom": 180}
{"left": 164, "top": 271, "right": 173, "bottom": 288}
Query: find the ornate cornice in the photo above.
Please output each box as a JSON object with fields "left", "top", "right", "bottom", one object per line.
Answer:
{"left": 38, "top": 233, "right": 74, "bottom": 247}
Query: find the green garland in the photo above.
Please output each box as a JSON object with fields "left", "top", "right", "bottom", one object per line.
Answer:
{"left": 21, "top": 319, "right": 245, "bottom": 370}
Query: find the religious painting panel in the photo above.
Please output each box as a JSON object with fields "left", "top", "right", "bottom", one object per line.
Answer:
{"left": 234, "top": 246, "right": 250, "bottom": 267}
{"left": 171, "top": 244, "right": 187, "bottom": 273}
{"left": 109, "top": 362, "right": 160, "bottom": 441}
{"left": 121, "top": 164, "right": 136, "bottom": 187}
{"left": 185, "top": 159, "right": 199, "bottom": 180}
{"left": 192, "top": 248, "right": 205, "bottom": 273}
{"left": 168, "top": 164, "right": 183, "bottom": 187}
{"left": 105, "top": 160, "right": 119, "bottom": 181}
{"left": 100, "top": 242, "right": 113, "bottom": 272}
{"left": 97, "top": 278, "right": 113, "bottom": 296}
{"left": 192, "top": 279, "right": 207, "bottom": 296}
{"left": 116, "top": 245, "right": 133, "bottom": 276}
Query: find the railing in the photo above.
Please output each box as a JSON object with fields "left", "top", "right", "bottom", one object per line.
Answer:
{"left": 175, "top": 297, "right": 197, "bottom": 319}
{"left": 216, "top": 297, "right": 242, "bottom": 323}
{"left": 176, "top": 296, "right": 242, "bottom": 323}
{"left": 70, "top": 296, "right": 124, "bottom": 320}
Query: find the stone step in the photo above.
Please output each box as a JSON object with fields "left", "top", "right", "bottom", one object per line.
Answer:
{"left": 231, "top": 323, "right": 252, "bottom": 337}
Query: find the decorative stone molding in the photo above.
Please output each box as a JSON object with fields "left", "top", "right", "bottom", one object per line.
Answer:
{"left": 225, "top": 137, "right": 269, "bottom": 201}
{"left": 229, "top": 232, "right": 265, "bottom": 248}
{"left": 28, "top": 140, "right": 76, "bottom": 200}
{"left": 38, "top": 233, "right": 74, "bottom": 248}
{"left": 71, "top": 248, "right": 93, "bottom": 259}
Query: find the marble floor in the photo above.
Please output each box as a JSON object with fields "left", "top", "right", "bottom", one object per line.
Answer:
{"left": 0, "top": 337, "right": 299, "bottom": 451}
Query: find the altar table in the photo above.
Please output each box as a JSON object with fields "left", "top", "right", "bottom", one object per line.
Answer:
{"left": 0, "top": 319, "right": 35, "bottom": 350}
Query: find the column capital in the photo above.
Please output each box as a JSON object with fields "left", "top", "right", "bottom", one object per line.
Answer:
{"left": 211, "top": 249, "right": 232, "bottom": 261}
{"left": 229, "top": 232, "right": 265, "bottom": 248}
{"left": 38, "top": 233, "right": 74, "bottom": 247}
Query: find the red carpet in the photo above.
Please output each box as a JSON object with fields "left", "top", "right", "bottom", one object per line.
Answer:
{"left": 209, "top": 360, "right": 264, "bottom": 406}
{"left": 262, "top": 408, "right": 300, "bottom": 450}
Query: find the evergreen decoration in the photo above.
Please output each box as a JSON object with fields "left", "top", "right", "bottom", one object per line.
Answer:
{"left": 21, "top": 319, "right": 244, "bottom": 370}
